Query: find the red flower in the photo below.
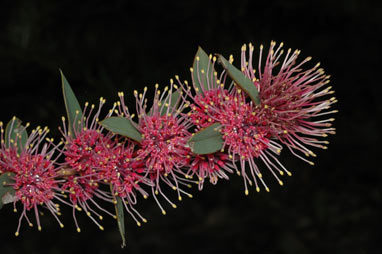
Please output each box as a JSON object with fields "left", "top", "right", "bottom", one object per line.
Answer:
{"left": 117, "top": 84, "right": 194, "bottom": 215}
{"left": 0, "top": 123, "right": 64, "bottom": 236}
{"left": 185, "top": 86, "right": 287, "bottom": 195}
{"left": 241, "top": 42, "right": 337, "bottom": 164}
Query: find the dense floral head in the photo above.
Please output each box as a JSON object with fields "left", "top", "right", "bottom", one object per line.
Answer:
{"left": 117, "top": 83, "right": 194, "bottom": 214}
{"left": 241, "top": 41, "right": 337, "bottom": 164}
{"left": 0, "top": 121, "right": 64, "bottom": 236}
{"left": 59, "top": 98, "right": 122, "bottom": 231}
{"left": 184, "top": 80, "right": 288, "bottom": 194}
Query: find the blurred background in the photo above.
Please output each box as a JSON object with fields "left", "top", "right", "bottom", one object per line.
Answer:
{"left": 0, "top": 0, "right": 380, "bottom": 253}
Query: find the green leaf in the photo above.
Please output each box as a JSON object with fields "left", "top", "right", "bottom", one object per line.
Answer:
{"left": 188, "top": 123, "right": 224, "bottom": 155}
{"left": 110, "top": 184, "right": 126, "bottom": 248}
{"left": 0, "top": 173, "right": 16, "bottom": 210}
{"left": 217, "top": 54, "right": 261, "bottom": 105}
{"left": 60, "top": 69, "right": 83, "bottom": 137}
{"left": 192, "top": 47, "right": 217, "bottom": 93}
{"left": 160, "top": 89, "right": 181, "bottom": 115}
{"left": 100, "top": 117, "right": 142, "bottom": 143}
{"left": 5, "top": 117, "right": 28, "bottom": 154}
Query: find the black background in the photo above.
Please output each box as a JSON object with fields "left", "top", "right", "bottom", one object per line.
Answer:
{"left": 0, "top": 0, "right": 380, "bottom": 253}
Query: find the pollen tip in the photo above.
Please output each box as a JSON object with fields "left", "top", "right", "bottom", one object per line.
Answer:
{"left": 15, "top": 232, "right": 19, "bottom": 237}
{"left": 162, "top": 210, "right": 166, "bottom": 215}
{"left": 77, "top": 227, "right": 81, "bottom": 233}
{"left": 245, "top": 189, "right": 249, "bottom": 196}
{"left": 60, "top": 223, "right": 64, "bottom": 228}
{"left": 172, "top": 204, "right": 177, "bottom": 209}
{"left": 265, "top": 187, "right": 270, "bottom": 192}
{"left": 38, "top": 226, "right": 42, "bottom": 231}
{"left": 142, "top": 218, "right": 148, "bottom": 223}
{"left": 287, "top": 171, "right": 292, "bottom": 176}
{"left": 279, "top": 180, "right": 284, "bottom": 186}
{"left": 137, "top": 222, "right": 141, "bottom": 227}
{"left": 256, "top": 187, "right": 260, "bottom": 192}
{"left": 178, "top": 196, "right": 182, "bottom": 201}
{"left": 29, "top": 223, "right": 33, "bottom": 227}
{"left": 99, "top": 226, "right": 104, "bottom": 231}
{"left": 188, "top": 194, "right": 193, "bottom": 198}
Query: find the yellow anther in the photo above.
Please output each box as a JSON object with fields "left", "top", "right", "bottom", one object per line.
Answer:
{"left": 77, "top": 228, "right": 81, "bottom": 233}
{"left": 15, "top": 232, "right": 19, "bottom": 237}
{"left": 265, "top": 187, "right": 270, "bottom": 192}
{"left": 137, "top": 222, "right": 141, "bottom": 227}
{"left": 245, "top": 189, "right": 249, "bottom": 196}
{"left": 99, "top": 226, "right": 104, "bottom": 231}
{"left": 172, "top": 204, "right": 177, "bottom": 209}
{"left": 279, "top": 180, "right": 284, "bottom": 186}
{"left": 162, "top": 210, "right": 166, "bottom": 215}
{"left": 256, "top": 187, "right": 260, "bottom": 192}
{"left": 60, "top": 223, "right": 64, "bottom": 228}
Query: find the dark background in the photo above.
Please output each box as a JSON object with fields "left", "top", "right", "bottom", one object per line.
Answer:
{"left": 0, "top": 0, "right": 380, "bottom": 253}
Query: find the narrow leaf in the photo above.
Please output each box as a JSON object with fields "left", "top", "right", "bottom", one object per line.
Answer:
{"left": 0, "top": 173, "right": 16, "bottom": 210}
{"left": 110, "top": 184, "right": 126, "bottom": 248}
{"left": 160, "top": 89, "right": 181, "bottom": 115}
{"left": 192, "top": 47, "right": 217, "bottom": 93}
{"left": 188, "top": 123, "right": 224, "bottom": 155}
{"left": 5, "top": 117, "right": 28, "bottom": 153}
{"left": 100, "top": 117, "right": 142, "bottom": 143}
{"left": 217, "top": 54, "right": 261, "bottom": 105}
{"left": 60, "top": 69, "right": 82, "bottom": 137}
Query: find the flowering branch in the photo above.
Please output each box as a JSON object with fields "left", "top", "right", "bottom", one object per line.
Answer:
{"left": 0, "top": 41, "right": 336, "bottom": 247}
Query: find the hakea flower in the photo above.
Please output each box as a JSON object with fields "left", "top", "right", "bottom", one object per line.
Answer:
{"left": 179, "top": 59, "right": 289, "bottom": 195}
{"left": 59, "top": 98, "right": 115, "bottom": 231}
{"left": 0, "top": 120, "right": 65, "bottom": 236}
{"left": 240, "top": 41, "right": 337, "bottom": 164}
{"left": 60, "top": 98, "right": 151, "bottom": 231}
{"left": 98, "top": 140, "right": 152, "bottom": 227}
{"left": 116, "top": 83, "right": 195, "bottom": 215}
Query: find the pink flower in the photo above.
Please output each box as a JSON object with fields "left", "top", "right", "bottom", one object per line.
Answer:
{"left": 241, "top": 42, "right": 337, "bottom": 164}
{"left": 0, "top": 122, "right": 64, "bottom": 236}
{"left": 180, "top": 65, "right": 288, "bottom": 195}
{"left": 60, "top": 99, "right": 150, "bottom": 230}
{"left": 117, "top": 84, "right": 194, "bottom": 214}
{"left": 59, "top": 99, "right": 117, "bottom": 231}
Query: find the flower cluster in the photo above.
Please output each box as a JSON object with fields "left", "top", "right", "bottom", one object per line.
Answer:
{"left": 0, "top": 41, "right": 336, "bottom": 241}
